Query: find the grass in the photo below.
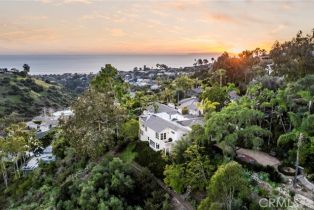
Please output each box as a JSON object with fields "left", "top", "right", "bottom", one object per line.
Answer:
{"left": 34, "top": 79, "right": 54, "bottom": 89}
{"left": 119, "top": 142, "right": 137, "bottom": 163}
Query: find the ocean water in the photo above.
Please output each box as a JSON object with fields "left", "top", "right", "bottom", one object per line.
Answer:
{"left": 0, "top": 54, "right": 218, "bottom": 75}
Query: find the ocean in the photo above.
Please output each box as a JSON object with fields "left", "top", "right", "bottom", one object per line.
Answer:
{"left": 0, "top": 54, "right": 218, "bottom": 75}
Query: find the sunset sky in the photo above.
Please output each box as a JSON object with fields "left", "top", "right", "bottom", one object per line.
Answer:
{"left": 0, "top": 0, "right": 313, "bottom": 55}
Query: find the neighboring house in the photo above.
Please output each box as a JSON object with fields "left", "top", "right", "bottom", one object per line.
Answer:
{"left": 26, "top": 109, "right": 73, "bottom": 137}
{"left": 178, "top": 97, "right": 202, "bottom": 116}
{"left": 26, "top": 116, "right": 58, "bottom": 132}
{"left": 22, "top": 145, "right": 55, "bottom": 173}
{"left": 139, "top": 102, "right": 203, "bottom": 153}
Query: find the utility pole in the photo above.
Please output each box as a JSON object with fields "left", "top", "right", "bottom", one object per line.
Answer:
{"left": 294, "top": 133, "right": 304, "bottom": 187}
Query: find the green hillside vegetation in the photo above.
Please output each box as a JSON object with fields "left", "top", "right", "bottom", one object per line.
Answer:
{"left": 1, "top": 30, "right": 314, "bottom": 210}
{"left": 0, "top": 73, "right": 73, "bottom": 118}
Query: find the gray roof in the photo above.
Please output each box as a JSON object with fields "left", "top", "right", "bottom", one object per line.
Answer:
{"left": 146, "top": 103, "right": 178, "bottom": 114}
{"left": 178, "top": 97, "right": 199, "bottom": 111}
{"left": 141, "top": 114, "right": 189, "bottom": 133}
{"left": 177, "top": 118, "right": 204, "bottom": 127}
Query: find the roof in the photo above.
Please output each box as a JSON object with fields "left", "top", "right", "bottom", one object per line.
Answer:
{"left": 178, "top": 97, "right": 199, "bottom": 111}
{"left": 146, "top": 102, "right": 178, "bottom": 114}
{"left": 141, "top": 114, "right": 189, "bottom": 133}
{"left": 177, "top": 118, "right": 204, "bottom": 127}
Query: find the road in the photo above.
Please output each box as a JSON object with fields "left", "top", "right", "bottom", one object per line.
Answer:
{"left": 131, "top": 162, "right": 195, "bottom": 210}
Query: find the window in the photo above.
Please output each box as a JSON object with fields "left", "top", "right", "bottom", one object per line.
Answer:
{"left": 145, "top": 126, "right": 147, "bottom": 132}
{"left": 156, "top": 132, "right": 159, "bottom": 139}
{"left": 171, "top": 131, "right": 175, "bottom": 134}
{"left": 160, "top": 133, "right": 166, "bottom": 140}
{"left": 140, "top": 129, "right": 143, "bottom": 135}
{"left": 149, "top": 139, "right": 155, "bottom": 148}
{"left": 156, "top": 143, "right": 160, "bottom": 149}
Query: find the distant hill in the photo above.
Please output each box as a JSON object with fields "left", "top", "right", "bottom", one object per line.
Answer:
{"left": 34, "top": 73, "right": 94, "bottom": 96}
{"left": 0, "top": 72, "right": 73, "bottom": 119}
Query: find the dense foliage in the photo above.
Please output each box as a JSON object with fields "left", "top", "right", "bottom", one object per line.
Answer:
{"left": 1, "top": 30, "right": 314, "bottom": 210}
{"left": 0, "top": 73, "right": 72, "bottom": 118}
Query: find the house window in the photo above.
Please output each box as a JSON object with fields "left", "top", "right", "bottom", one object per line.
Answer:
{"left": 156, "top": 132, "right": 159, "bottom": 139}
{"left": 149, "top": 139, "right": 155, "bottom": 148}
{"left": 160, "top": 133, "right": 166, "bottom": 140}
{"left": 140, "top": 129, "right": 143, "bottom": 135}
{"left": 156, "top": 143, "right": 160, "bottom": 149}
{"left": 164, "top": 133, "right": 166, "bottom": 139}
{"left": 171, "top": 131, "right": 175, "bottom": 134}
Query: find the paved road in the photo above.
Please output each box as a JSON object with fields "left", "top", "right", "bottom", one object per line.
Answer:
{"left": 297, "top": 175, "right": 314, "bottom": 192}
{"left": 131, "top": 162, "right": 195, "bottom": 210}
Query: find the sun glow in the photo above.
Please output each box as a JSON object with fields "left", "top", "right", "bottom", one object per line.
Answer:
{"left": 230, "top": 47, "right": 243, "bottom": 55}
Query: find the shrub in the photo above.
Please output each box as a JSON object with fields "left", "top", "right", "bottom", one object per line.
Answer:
{"left": 181, "top": 107, "right": 189, "bottom": 115}
{"left": 236, "top": 158, "right": 282, "bottom": 183}
{"left": 134, "top": 141, "right": 166, "bottom": 178}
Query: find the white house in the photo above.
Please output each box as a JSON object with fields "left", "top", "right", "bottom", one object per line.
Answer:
{"left": 139, "top": 102, "right": 203, "bottom": 153}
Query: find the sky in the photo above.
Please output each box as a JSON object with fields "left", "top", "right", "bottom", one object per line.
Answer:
{"left": 0, "top": 0, "right": 313, "bottom": 55}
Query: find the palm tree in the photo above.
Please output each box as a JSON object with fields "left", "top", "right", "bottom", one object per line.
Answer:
{"left": 277, "top": 112, "right": 313, "bottom": 185}
{"left": 216, "top": 69, "right": 226, "bottom": 88}
{"left": 196, "top": 99, "right": 219, "bottom": 115}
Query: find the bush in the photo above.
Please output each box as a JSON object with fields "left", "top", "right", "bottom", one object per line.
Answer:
{"left": 181, "top": 107, "right": 189, "bottom": 115}
{"left": 236, "top": 158, "right": 282, "bottom": 183}
{"left": 134, "top": 141, "right": 166, "bottom": 178}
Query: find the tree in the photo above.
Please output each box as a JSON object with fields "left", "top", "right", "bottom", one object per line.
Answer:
{"left": 173, "top": 76, "right": 194, "bottom": 101}
{"left": 197, "top": 98, "right": 220, "bottom": 115}
{"left": 164, "top": 164, "right": 186, "bottom": 193}
{"left": 205, "top": 102, "right": 270, "bottom": 156}
{"left": 197, "top": 59, "right": 203, "bottom": 66}
{"left": 121, "top": 119, "right": 139, "bottom": 141}
{"left": 199, "top": 161, "right": 249, "bottom": 210}
{"left": 278, "top": 112, "right": 314, "bottom": 173}
{"left": 200, "top": 85, "right": 228, "bottom": 110}
{"left": 0, "top": 123, "right": 38, "bottom": 184}
{"left": 0, "top": 139, "right": 8, "bottom": 188}
{"left": 63, "top": 89, "right": 126, "bottom": 159}
{"left": 23, "top": 64, "right": 30, "bottom": 74}
{"left": 270, "top": 30, "right": 314, "bottom": 80}
{"left": 183, "top": 145, "right": 213, "bottom": 191}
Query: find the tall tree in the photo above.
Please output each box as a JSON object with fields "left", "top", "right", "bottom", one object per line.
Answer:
{"left": 198, "top": 161, "right": 249, "bottom": 210}
{"left": 63, "top": 89, "right": 126, "bottom": 159}
{"left": 270, "top": 30, "right": 314, "bottom": 80}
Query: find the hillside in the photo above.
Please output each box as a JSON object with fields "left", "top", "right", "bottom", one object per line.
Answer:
{"left": 0, "top": 73, "right": 73, "bottom": 119}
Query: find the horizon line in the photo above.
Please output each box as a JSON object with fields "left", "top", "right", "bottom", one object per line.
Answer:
{"left": 0, "top": 52, "right": 222, "bottom": 56}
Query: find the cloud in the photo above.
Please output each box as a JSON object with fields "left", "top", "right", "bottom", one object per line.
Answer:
{"left": 0, "top": 20, "right": 58, "bottom": 42}
{"left": 159, "top": 0, "right": 203, "bottom": 11}
{"left": 205, "top": 13, "right": 238, "bottom": 24}
{"left": 270, "top": 24, "right": 287, "bottom": 35}
{"left": 80, "top": 11, "right": 137, "bottom": 23}
{"left": 23, "top": 15, "right": 48, "bottom": 20}
{"left": 39, "top": 0, "right": 92, "bottom": 5}
{"left": 109, "top": 28, "right": 126, "bottom": 37}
